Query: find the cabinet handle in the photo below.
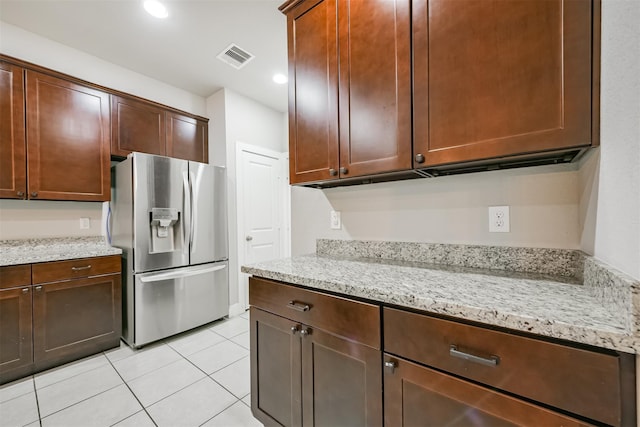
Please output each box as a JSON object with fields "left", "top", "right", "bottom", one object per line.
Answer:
{"left": 287, "top": 300, "right": 311, "bottom": 312}
{"left": 71, "top": 265, "right": 92, "bottom": 271}
{"left": 22, "top": 288, "right": 29, "bottom": 294}
{"left": 16, "top": 191, "right": 24, "bottom": 198}
{"left": 329, "top": 168, "right": 338, "bottom": 176}
{"left": 30, "top": 192, "right": 38, "bottom": 198}
{"left": 415, "top": 153, "right": 425, "bottom": 164}
{"left": 35, "top": 286, "right": 42, "bottom": 291}
{"left": 291, "top": 325, "right": 299, "bottom": 335}
{"left": 450, "top": 345, "right": 500, "bottom": 367}
{"left": 384, "top": 360, "right": 397, "bottom": 373}
{"left": 339, "top": 167, "right": 348, "bottom": 175}
{"left": 299, "top": 328, "right": 311, "bottom": 336}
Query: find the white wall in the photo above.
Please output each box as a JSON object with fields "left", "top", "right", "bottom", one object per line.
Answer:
{"left": 0, "top": 22, "right": 208, "bottom": 240}
{"left": 206, "top": 88, "right": 287, "bottom": 310}
{"left": 592, "top": 0, "right": 640, "bottom": 280}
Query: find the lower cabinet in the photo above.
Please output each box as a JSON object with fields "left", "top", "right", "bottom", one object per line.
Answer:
{"left": 383, "top": 355, "right": 591, "bottom": 426}
{"left": 0, "top": 256, "right": 122, "bottom": 384}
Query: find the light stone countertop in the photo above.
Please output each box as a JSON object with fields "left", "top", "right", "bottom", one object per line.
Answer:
{"left": 0, "top": 236, "right": 122, "bottom": 266}
{"left": 242, "top": 240, "right": 640, "bottom": 354}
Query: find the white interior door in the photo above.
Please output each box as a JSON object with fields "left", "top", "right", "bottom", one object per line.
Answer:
{"left": 237, "top": 144, "right": 289, "bottom": 309}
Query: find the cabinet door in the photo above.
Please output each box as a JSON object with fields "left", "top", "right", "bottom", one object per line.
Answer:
{"left": 32, "top": 273, "right": 121, "bottom": 369}
{"left": 0, "top": 287, "right": 33, "bottom": 379}
{"left": 286, "top": 0, "right": 340, "bottom": 184}
{"left": 25, "top": 71, "right": 111, "bottom": 201}
{"left": 302, "top": 326, "right": 382, "bottom": 427}
{"left": 413, "top": 0, "right": 594, "bottom": 167}
{"left": 384, "top": 355, "right": 592, "bottom": 426}
{"left": 0, "top": 61, "right": 27, "bottom": 199}
{"left": 250, "top": 307, "right": 302, "bottom": 427}
{"left": 338, "top": 0, "right": 411, "bottom": 178}
{"left": 166, "top": 113, "right": 208, "bottom": 163}
{"left": 111, "top": 95, "right": 166, "bottom": 157}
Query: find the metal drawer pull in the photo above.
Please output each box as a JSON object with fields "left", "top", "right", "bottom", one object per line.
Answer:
{"left": 35, "top": 286, "right": 42, "bottom": 291}
{"left": 450, "top": 345, "right": 500, "bottom": 367}
{"left": 384, "top": 360, "right": 397, "bottom": 373}
{"left": 22, "top": 288, "right": 29, "bottom": 294}
{"left": 287, "top": 301, "right": 311, "bottom": 312}
{"left": 71, "top": 265, "right": 92, "bottom": 271}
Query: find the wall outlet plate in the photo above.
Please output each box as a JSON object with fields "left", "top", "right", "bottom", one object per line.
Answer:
{"left": 330, "top": 210, "right": 341, "bottom": 230}
{"left": 79, "top": 217, "right": 90, "bottom": 229}
{"left": 488, "top": 206, "right": 510, "bottom": 232}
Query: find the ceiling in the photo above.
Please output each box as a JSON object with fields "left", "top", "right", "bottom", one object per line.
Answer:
{"left": 0, "top": 0, "right": 289, "bottom": 112}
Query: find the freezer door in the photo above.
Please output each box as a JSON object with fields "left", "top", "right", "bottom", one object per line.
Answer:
{"left": 189, "top": 162, "right": 228, "bottom": 263}
{"left": 133, "top": 153, "right": 190, "bottom": 272}
{"left": 133, "top": 262, "right": 229, "bottom": 347}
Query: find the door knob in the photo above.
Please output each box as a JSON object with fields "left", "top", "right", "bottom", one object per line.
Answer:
{"left": 30, "top": 192, "right": 38, "bottom": 198}
{"left": 329, "top": 168, "right": 338, "bottom": 176}
{"left": 339, "top": 167, "right": 348, "bottom": 175}
{"left": 415, "top": 153, "right": 425, "bottom": 164}
{"left": 16, "top": 191, "right": 24, "bottom": 198}
{"left": 246, "top": 235, "right": 253, "bottom": 241}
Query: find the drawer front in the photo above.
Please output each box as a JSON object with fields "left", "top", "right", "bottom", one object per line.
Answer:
{"left": 383, "top": 307, "right": 627, "bottom": 426}
{"left": 249, "top": 277, "right": 380, "bottom": 349}
{"left": 32, "top": 255, "right": 121, "bottom": 284}
{"left": 0, "top": 265, "right": 32, "bottom": 290}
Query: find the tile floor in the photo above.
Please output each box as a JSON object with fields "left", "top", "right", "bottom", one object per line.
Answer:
{"left": 0, "top": 312, "right": 264, "bottom": 427}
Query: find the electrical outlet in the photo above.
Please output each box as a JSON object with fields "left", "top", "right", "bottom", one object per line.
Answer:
{"left": 330, "top": 210, "right": 341, "bottom": 230}
{"left": 488, "top": 206, "right": 510, "bottom": 233}
{"left": 79, "top": 217, "right": 90, "bottom": 230}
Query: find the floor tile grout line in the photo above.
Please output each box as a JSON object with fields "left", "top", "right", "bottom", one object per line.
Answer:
{"left": 197, "top": 398, "right": 243, "bottom": 427}
{"left": 30, "top": 375, "right": 43, "bottom": 427}
{"left": 32, "top": 354, "right": 111, "bottom": 392}
{"left": 38, "top": 381, "right": 124, "bottom": 422}
{"left": 104, "top": 351, "right": 159, "bottom": 427}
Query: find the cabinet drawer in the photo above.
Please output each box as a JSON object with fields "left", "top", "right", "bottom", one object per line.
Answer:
{"left": 0, "top": 265, "right": 32, "bottom": 289}
{"left": 249, "top": 277, "right": 380, "bottom": 349}
{"left": 383, "top": 307, "right": 631, "bottom": 427}
{"left": 32, "top": 256, "right": 120, "bottom": 284}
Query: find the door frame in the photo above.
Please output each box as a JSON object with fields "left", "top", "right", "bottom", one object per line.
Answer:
{"left": 235, "top": 142, "right": 290, "bottom": 313}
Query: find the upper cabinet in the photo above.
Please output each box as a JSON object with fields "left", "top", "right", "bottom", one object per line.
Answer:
{"left": 0, "top": 61, "right": 26, "bottom": 199}
{"left": 413, "top": 0, "right": 596, "bottom": 169}
{"left": 26, "top": 70, "right": 111, "bottom": 201}
{"left": 281, "top": 0, "right": 599, "bottom": 186}
{"left": 111, "top": 95, "right": 209, "bottom": 163}
{"left": 282, "top": 0, "right": 412, "bottom": 185}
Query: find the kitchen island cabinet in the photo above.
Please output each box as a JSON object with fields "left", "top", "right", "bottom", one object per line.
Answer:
{"left": 249, "top": 277, "right": 382, "bottom": 427}
{"left": 0, "top": 253, "right": 121, "bottom": 384}
{"left": 281, "top": 0, "right": 411, "bottom": 185}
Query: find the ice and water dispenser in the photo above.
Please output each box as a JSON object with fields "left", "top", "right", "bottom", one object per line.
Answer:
{"left": 149, "top": 207, "right": 179, "bottom": 253}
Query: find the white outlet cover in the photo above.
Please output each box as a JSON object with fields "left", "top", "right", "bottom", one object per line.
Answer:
{"left": 330, "top": 210, "right": 341, "bottom": 230}
{"left": 79, "top": 217, "right": 90, "bottom": 229}
{"left": 488, "top": 206, "right": 510, "bottom": 233}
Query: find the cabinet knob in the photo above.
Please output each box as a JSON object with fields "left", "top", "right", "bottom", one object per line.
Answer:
{"left": 415, "top": 153, "right": 425, "bottom": 164}
{"left": 329, "top": 168, "right": 338, "bottom": 177}
{"left": 245, "top": 235, "right": 253, "bottom": 242}
{"left": 384, "top": 360, "right": 397, "bottom": 373}
{"left": 35, "top": 285, "right": 42, "bottom": 291}
{"left": 16, "top": 191, "right": 24, "bottom": 198}
{"left": 22, "top": 288, "right": 29, "bottom": 294}
{"left": 30, "top": 192, "right": 38, "bottom": 198}
{"left": 339, "top": 167, "right": 348, "bottom": 175}
{"left": 291, "top": 325, "right": 299, "bottom": 335}
{"left": 300, "top": 328, "right": 311, "bottom": 336}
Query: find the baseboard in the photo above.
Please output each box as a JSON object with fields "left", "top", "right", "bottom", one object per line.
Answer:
{"left": 228, "top": 302, "right": 247, "bottom": 317}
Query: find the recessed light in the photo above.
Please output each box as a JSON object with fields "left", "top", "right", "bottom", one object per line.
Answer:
{"left": 144, "top": 0, "right": 168, "bottom": 19}
{"left": 273, "top": 73, "right": 288, "bottom": 84}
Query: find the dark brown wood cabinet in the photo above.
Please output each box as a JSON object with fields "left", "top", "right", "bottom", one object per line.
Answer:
{"left": 249, "top": 277, "right": 382, "bottom": 426}
{"left": 0, "top": 265, "right": 33, "bottom": 381}
{"left": 25, "top": 70, "right": 111, "bottom": 201}
{"left": 282, "top": 0, "right": 411, "bottom": 185}
{"left": 111, "top": 95, "right": 209, "bottom": 163}
{"left": 0, "top": 61, "right": 27, "bottom": 199}
{"left": 0, "top": 256, "right": 121, "bottom": 384}
{"left": 412, "top": 0, "right": 598, "bottom": 169}
{"left": 383, "top": 355, "right": 592, "bottom": 426}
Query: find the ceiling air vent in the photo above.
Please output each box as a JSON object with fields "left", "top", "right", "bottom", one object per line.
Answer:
{"left": 217, "top": 43, "right": 255, "bottom": 69}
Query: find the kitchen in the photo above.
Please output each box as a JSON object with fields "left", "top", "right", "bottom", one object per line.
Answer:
{"left": 0, "top": 0, "right": 639, "bottom": 426}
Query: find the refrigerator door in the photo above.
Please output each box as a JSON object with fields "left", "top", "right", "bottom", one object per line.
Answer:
{"left": 133, "top": 261, "right": 229, "bottom": 347}
{"left": 189, "top": 162, "right": 228, "bottom": 264}
{"left": 133, "top": 153, "right": 190, "bottom": 273}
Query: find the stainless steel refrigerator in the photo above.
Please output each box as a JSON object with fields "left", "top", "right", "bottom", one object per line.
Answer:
{"left": 111, "top": 152, "right": 228, "bottom": 348}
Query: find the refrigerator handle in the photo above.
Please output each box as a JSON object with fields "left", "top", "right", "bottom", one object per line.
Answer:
{"left": 139, "top": 264, "right": 227, "bottom": 283}
{"left": 189, "top": 171, "right": 196, "bottom": 252}
{"left": 182, "top": 171, "right": 191, "bottom": 255}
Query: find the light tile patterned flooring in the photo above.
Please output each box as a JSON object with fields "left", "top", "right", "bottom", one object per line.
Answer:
{"left": 0, "top": 312, "right": 264, "bottom": 427}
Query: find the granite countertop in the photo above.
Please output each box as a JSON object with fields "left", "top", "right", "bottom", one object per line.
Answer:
{"left": 0, "top": 236, "right": 122, "bottom": 266}
{"left": 242, "top": 239, "right": 640, "bottom": 354}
